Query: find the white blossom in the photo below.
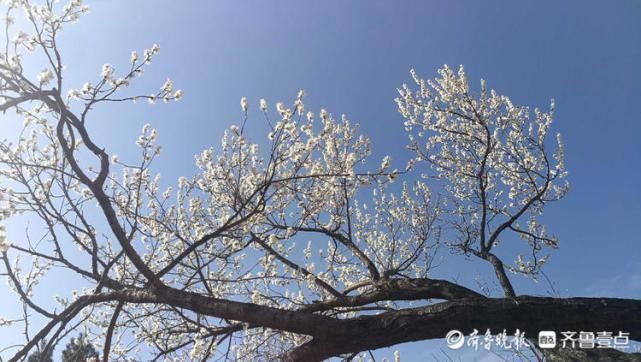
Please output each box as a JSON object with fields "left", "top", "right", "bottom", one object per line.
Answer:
{"left": 101, "top": 63, "right": 114, "bottom": 79}
{"left": 37, "top": 69, "right": 53, "bottom": 85}
{"left": 162, "top": 79, "right": 173, "bottom": 93}
{"left": 380, "top": 155, "right": 391, "bottom": 170}
{"left": 130, "top": 50, "right": 138, "bottom": 64}
{"left": 81, "top": 82, "right": 93, "bottom": 94}
{"left": 0, "top": 224, "right": 9, "bottom": 253}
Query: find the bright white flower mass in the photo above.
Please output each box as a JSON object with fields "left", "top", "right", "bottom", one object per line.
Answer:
{"left": 396, "top": 65, "right": 567, "bottom": 276}
{"left": 37, "top": 68, "right": 53, "bottom": 85}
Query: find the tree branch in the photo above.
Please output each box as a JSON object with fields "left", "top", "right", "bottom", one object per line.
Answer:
{"left": 285, "top": 296, "right": 641, "bottom": 361}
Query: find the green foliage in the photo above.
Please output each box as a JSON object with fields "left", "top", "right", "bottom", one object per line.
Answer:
{"left": 26, "top": 340, "right": 53, "bottom": 362}
{"left": 61, "top": 334, "right": 99, "bottom": 362}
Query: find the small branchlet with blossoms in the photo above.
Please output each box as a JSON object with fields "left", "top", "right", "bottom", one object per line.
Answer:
{"left": 397, "top": 65, "right": 568, "bottom": 296}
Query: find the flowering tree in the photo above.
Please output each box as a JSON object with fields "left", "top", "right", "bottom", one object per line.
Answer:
{"left": 397, "top": 66, "right": 568, "bottom": 297}
{"left": 1, "top": 1, "right": 640, "bottom": 361}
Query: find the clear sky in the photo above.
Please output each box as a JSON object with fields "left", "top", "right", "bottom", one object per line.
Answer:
{"left": 2, "top": 1, "right": 641, "bottom": 360}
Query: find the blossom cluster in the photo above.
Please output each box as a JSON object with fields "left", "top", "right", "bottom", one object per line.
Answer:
{"left": 396, "top": 65, "right": 568, "bottom": 276}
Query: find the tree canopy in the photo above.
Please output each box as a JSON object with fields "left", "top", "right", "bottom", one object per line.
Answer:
{"left": 26, "top": 340, "right": 52, "bottom": 362}
{"left": 60, "top": 333, "right": 98, "bottom": 362}
{"left": 0, "top": 1, "right": 639, "bottom": 361}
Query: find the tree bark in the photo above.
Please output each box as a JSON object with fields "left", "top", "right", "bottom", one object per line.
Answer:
{"left": 285, "top": 296, "right": 641, "bottom": 361}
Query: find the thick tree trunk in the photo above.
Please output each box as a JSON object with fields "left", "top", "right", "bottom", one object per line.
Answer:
{"left": 285, "top": 296, "right": 641, "bottom": 361}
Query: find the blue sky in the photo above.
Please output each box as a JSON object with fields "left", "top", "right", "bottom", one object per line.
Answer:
{"left": 2, "top": 0, "right": 641, "bottom": 360}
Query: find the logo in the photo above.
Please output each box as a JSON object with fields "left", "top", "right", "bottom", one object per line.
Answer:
{"left": 538, "top": 331, "right": 557, "bottom": 349}
{"left": 446, "top": 330, "right": 465, "bottom": 350}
